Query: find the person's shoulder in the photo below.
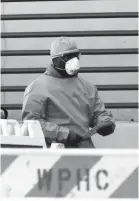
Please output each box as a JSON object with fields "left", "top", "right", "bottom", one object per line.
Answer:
{"left": 78, "top": 76, "right": 97, "bottom": 91}
{"left": 24, "top": 74, "right": 45, "bottom": 96}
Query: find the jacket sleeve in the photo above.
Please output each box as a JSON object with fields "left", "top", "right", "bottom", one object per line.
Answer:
{"left": 22, "top": 83, "right": 69, "bottom": 145}
{"left": 90, "top": 86, "right": 116, "bottom": 135}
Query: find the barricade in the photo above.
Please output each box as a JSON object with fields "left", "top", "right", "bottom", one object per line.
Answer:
{"left": 0, "top": 149, "right": 138, "bottom": 198}
{"left": 0, "top": 120, "right": 46, "bottom": 148}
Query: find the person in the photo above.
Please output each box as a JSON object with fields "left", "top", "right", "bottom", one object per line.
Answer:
{"left": 0, "top": 107, "right": 8, "bottom": 119}
{"left": 22, "top": 37, "right": 116, "bottom": 148}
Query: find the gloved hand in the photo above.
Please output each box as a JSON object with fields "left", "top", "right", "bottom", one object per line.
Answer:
{"left": 66, "top": 132, "right": 83, "bottom": 146}
{"left": 84, "top": 121, "right": 116, "bottom": 138}
{"left": 97, "top": 121, "right": 116, "bottom": 136}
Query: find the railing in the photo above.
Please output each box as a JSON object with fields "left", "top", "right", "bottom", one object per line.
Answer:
{"left": 1, "top": 103, "right": 138, "bottom": 110}
{"left": 1, "top": 30, "right": 138, "bottom": 38}
{"left": 1, "top": 85, "right": 138, "bottom": 92}
{"left": 1, "top": 66, "right": 138, "bottom": 74}
{"left": 1, "top": 48, "right": 138, "bottom": 56}
{"left": 1, "top": 12, "right": 138, "bottom": 20}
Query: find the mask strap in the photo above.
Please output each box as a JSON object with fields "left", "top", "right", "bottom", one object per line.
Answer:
{"left": 59, "top": 57, "right": 66, "bottom": 63}
{"left": 54, "top": 66, "right": 66, "bottom": 71}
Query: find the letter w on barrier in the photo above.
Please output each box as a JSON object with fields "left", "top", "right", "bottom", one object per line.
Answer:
{"left": 37, "top": 169, "right": 52, "bottom": 191}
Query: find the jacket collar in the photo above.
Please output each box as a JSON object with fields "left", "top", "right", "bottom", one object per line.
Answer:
{"left": 45, "top": 62, "right": 64, "bottom": 78}
{"left": 45, "top": 61, "right": 78, "bottom": 79}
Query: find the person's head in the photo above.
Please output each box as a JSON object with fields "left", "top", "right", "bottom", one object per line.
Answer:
{"left": 50, "top": 37, "right": 81, "bottom": 77}
{"left": 0, "top": 107, "right": 8, "bottom": 119}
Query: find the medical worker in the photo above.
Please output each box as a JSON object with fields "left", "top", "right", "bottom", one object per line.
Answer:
{"left": 22, "top": 37, "right": 116, "bottom": 148}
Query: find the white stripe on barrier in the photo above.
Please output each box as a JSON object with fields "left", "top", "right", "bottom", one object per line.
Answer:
{"left": 0, "top": 155, "right": 61, "bottom": 197}
{"left": 66, "top": 155, "right": 138, "bottom": 198}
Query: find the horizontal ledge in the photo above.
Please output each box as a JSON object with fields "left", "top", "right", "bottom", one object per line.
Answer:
{"left": 1, "top": 0, "right": 90, "bottom": 2}
{"left": 1, "top": 12, "right": 138, "bottom": 20}
{"left": 1, "top": 149, "right": 138, "bottom": 156}
{"left": 1, "top": 49, "right": 138, "bottom": 56}
{"left": 1, "top": 103, "right": 138, "bottom": 109}
{"left": 1, "top": 136, "right": 44, "bottom": 147}
{"left": 1, "top": 66, "right": 138, "bottom": 74}
{"left": 1, "top": 30, "right": 138, "bottom": 38}
{"left": 1, "top": 85, "right": 138, "bottom": 92}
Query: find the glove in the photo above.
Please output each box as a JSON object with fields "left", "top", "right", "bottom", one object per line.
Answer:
{"left": 66, "top": 132, "right": 83, "bottom": 146}
{"left": 97, "top": 121, "right": 116, "bottom": 136}
{"left": 84, "top": 121, "right": 116, "bottom": 138}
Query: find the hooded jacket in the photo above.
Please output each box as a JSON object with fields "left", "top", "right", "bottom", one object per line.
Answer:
{"left": 22, "top": 63, "right": 115, "bottom": 148}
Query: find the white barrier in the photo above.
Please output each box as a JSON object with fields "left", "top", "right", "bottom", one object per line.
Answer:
{"left": 0, "top": 120, "right": 21, "bottom": 136}
{"left": 0, "top": 149, "right": 138, "bottom": 199}
{"left": 0, "top": 120, "right": 46, "bottom": 148}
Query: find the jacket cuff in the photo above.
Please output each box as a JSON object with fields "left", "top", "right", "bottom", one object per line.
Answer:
{"left": 56, "top": 126, "right": 70, "bottom": 144}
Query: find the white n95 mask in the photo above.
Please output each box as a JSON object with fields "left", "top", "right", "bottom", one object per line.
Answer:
{"left": 65, "top": 57, "right": 80, "bottom": 75}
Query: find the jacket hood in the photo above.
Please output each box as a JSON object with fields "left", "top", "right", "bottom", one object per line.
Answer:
{"left": 50, "top": 37, "right": 79, "bottom": 59}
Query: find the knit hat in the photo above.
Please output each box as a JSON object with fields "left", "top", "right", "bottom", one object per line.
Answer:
{"left": 50, "top": 37, "right": 79, "bottom": 58}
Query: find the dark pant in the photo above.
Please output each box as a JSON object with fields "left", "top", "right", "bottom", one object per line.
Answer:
{"left": 65, "top": 138, "right": 95, "bottom": 148}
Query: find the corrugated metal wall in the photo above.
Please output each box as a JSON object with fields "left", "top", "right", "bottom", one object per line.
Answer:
{"left": 1, "top": 0, "right": 138, "bottom": 121}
